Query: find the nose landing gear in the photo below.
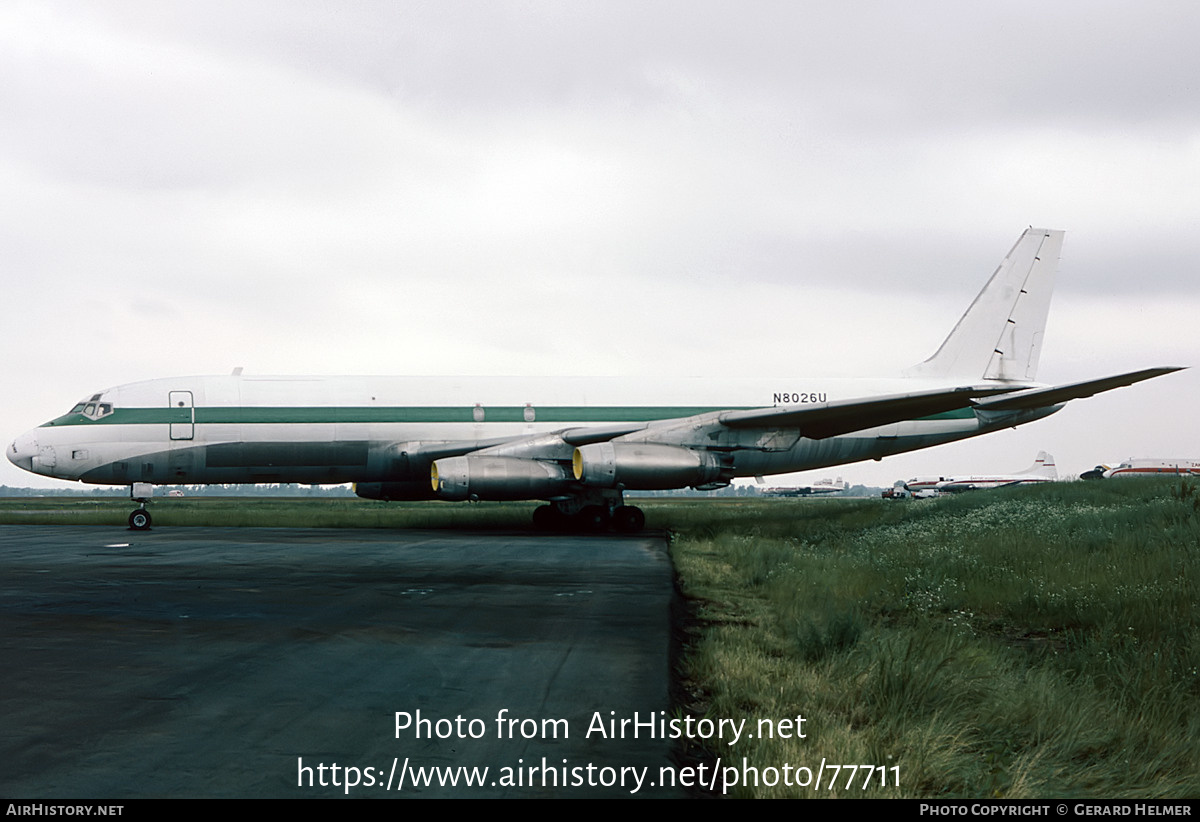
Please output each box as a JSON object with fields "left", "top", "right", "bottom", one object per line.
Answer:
{"left": 128, "top": 482, "right": 153, "bottom": 531}
{"left": 128, "top": 507, "right": 152, "bottom": 530}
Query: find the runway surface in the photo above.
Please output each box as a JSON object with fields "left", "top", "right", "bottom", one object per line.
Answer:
{"left": 0, "top": 525, "right": 681, "bottom": 798}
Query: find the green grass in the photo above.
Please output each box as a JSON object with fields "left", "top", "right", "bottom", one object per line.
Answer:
{"left": 2, "top": 481, "right": 1197, "bottom": 797}
{"left": 665, "top": 480, "right": 1200, "bottom": 798}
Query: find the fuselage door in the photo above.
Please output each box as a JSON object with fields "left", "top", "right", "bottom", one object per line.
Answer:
{"left": 169, "top": 390, "right": 195, "bottom": 440}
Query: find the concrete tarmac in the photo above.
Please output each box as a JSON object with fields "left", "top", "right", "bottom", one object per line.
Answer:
{"left": 0, "top": 525, "right": 683, "bottom": 798}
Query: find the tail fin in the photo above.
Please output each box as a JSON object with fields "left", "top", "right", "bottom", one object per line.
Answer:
{"left": 905, "top": 228, "right": 1064, "bottom": 381}
{"left": 1022, "top": 451, "right": 1057, "bottom": 478}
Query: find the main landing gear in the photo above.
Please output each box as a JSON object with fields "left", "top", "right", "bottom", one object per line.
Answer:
{"left": 532, "top": 499, "right": 646, "bottom": 533}
{"left": 128, "top": 482, "right": 153, "bottom": 531}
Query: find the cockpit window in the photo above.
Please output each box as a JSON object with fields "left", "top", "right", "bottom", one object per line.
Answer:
{"left": 72, "top": 401, "right": 115, "bottom": 420}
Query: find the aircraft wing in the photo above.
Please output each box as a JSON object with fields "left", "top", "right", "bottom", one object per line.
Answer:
{"left": 392, "top": 423, "right": 651, "bottom": 467}
{"left": 561, "top": 422, "right": 651, "bottom": 446}
{"left": 405, "top": 368, "right": 1183, "bottom": 468}
{"left": 717, "top": 385, "right": 1019, "bottom": 440}
{"left": 392, "top": 437, "right": 524, "bottom": 462}
{"left": 972, "top": 367, "right": 1185, "bottom": 412}
{"left": 402, "top": 387, "right": 1018, "bottom": 466}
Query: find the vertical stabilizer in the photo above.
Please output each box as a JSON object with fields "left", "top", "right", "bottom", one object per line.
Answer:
{"left": 1022, "top": 451, "right": 1057, "bottom": 478}
{"left": 905, "top": 228, "right": 1064, "bottom": 381}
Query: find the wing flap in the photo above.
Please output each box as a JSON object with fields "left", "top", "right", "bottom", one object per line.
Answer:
{"left": 973, "top": 367, "right": 1184, "bottom": 412}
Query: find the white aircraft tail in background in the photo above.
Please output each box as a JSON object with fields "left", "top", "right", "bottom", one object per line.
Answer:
{"left": 8, "top": 228, "right": 1182, "bottom": 531}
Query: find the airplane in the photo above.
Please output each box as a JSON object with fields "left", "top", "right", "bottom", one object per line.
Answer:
{"left": 1093, "top": 458, "right": 1200, "bottom": 479}
{"left": 6, "top": 228, "right": 1183, "bottom": 532}
{"left": 763, "top": 478, "right": 848, "bottom": 496}
{"left": 903, "top": 451, "right": 1057, "bottom": 495}
{"left": 901, "top": 475, "right": 949, "bottom": 495}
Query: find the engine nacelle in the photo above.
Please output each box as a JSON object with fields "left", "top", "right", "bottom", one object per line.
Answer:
{"left": 431, "top": 456, "right": 572, "bottom": 501}
{"left": 572, "top": 443, "right": 724, "bottom": 490}
{"left": 354, "top": 481, "right": 437, "bottom": 501}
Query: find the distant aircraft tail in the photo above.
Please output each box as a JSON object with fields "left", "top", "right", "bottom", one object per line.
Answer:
{"left": 1022, "top": 451, "right": 1057, "bottom": 479}
{"left": 905, "top": 228, "right": 1064, "bottom": 382}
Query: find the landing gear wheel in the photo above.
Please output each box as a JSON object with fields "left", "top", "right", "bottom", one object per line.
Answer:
{"left": 128, "top": 509, "right": 152, "bottom": 531}
{"left": 532, "top": 505, "right": 564, "bottom": 531}
{"left": 612, "top": 505, "right": 646, "bottom": 533}
{"left": 576, "top": 505, "right": 608, "bottom": 532}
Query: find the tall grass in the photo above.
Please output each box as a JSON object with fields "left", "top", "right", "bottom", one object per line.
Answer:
{"left": 668, "top": 480, "right": 1200, "bottom": 798}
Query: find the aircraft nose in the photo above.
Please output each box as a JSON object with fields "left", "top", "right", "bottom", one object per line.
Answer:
{"left": 7, "top": 431, "right": 37, "bottom": 472}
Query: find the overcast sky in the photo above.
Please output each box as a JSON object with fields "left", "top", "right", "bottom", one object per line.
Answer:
{"left": 3, "top": 0, "right": 1197, "bottom": 489}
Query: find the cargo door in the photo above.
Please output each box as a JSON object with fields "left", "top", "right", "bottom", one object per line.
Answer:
{"left": 169, "top": 390, "right": 195, "bottom": 440}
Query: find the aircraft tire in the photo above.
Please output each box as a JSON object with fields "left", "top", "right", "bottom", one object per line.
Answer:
{"left": 612, "top": 505, "right": 645, "bottom": 533}
{"left": 128, "top": 509, "right": 152, "bottom": 531}
{"left": 532, "top": 505, "right": 562, "bottom": 531}
{"left": 576, "top": 505, "right": 607, "bottom": 532}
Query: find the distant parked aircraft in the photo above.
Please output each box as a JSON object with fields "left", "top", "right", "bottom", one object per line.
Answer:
{"left": 763, "top": 478, "right": 848, "bottom": 496}
{"left": 903, "top": 451, "right": 1057, "bottom": 495}
{"left": 1098, "top": 459, "right": 1200, "bottom": 479}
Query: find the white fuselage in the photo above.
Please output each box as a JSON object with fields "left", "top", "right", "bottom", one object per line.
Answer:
{"left": 9, "top": 373, "right": 1053, "bottom": 491}
{"left": 935, "top": 475, "right": 1055, "bottom": 492}
{"left": 1104, "top": 459, "right": 1200, "bottom": 479}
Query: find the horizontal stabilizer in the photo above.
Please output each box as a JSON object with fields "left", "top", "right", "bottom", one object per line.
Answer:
{"left": 719, "top": 385, "right": 1017, "bottom": 440}
{"left": 973, "top": 367, "right": 1185, "bottom": 412}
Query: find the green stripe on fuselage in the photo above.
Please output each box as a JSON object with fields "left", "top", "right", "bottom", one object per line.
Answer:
{"left": 40, "top": 404, "right": 978, "bottom": 428}
{"left": 42, "top": 405, "right": 747, "bottom": 427}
